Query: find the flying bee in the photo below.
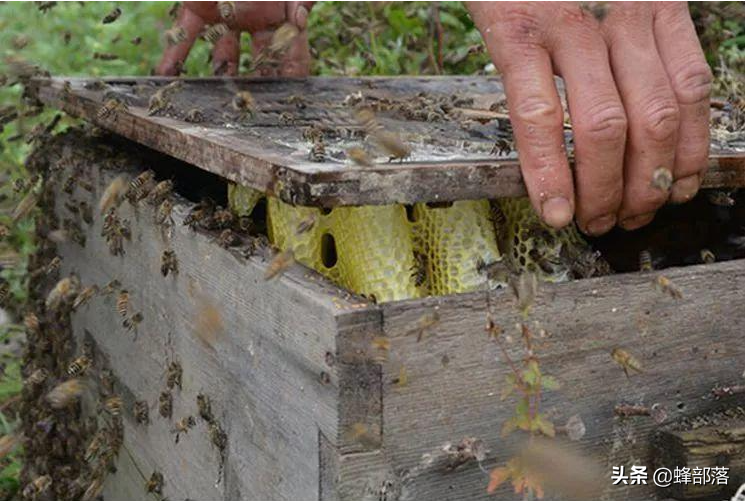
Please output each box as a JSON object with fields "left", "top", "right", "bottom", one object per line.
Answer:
{"left": 102, "top": 6, "right": 122, "bottom": 23}
{"left": 146, "top": 471, "right": 164, "bottom": 494}
{"left": 46, "top": 275, "right": 81, "bottom": 311}
{"left": 611, "top": 348, "right": 643, "bottom": 378}
{"left": 309, "top": 136, "right": 326, "bottom": 162}
{"left": 355, "top": 108, "right": 410, "bottom": 160}
{"left": 654, "top": 275, "right": 682, "bottom": 299}
{"left": 68, "top": 356, "right": 91, "bottom": 377}
{"left": 133, "top": 400, "right": 149, "bottom": 424}
{"left": 0, "top": 280, "right": 9, "bottom": 307}
{"left": 81, "top": 478, "right": 103, "bottom": 501}
{"left": 218, "top": 1, "right": 235, "bottom": 19}
{"left": 344, "top": 422, "right": 382, "bottom": 449}
{"left": 0, "top": 434, "right": 19, "bottom": 460}
{"left": 159, "top": 391, "right": 173, "bottom": 418}
{"left": 216, "top": 228, "right": 238, "bottom": 248}
{"left": 232, "top": 90, "right": 255, "bottom": 120}
{"left": 185, "top": 107, "right": 205, "bottom": 123}
{"left": 638, "top": 250, "right": 652, "bottom": 271}
{"left": 265, "top": 248, "right": 295, "bottom": 280}
{"left": 147, "top": 180, "right": 174, "bottom": 205}
{"left": 700, "top": 248, "right": 715, "bottom": 264}
{"left": 346, "top": 146, "right": 374, "bottom": 167}
{"left": 23, "top": 312, "right": 40, "bottom": 333}
{"left": 650, "top": 167, "right": 673, "bottom": 192}
{"left": 148, "top": 89, "right": 172, "bottom": 115}
{"left": 97, "top": 96, "right": 128, "bottom": 120}
{"left": 22, "top": 475, "right": 52, "bottom": 499}
{"left": 295, "top": 214, "right": 317, "bottom": 235}
{"left": 116, "top": 290, "right": 130, "bottom": 317}
{"left": 126, "top": 170, "right": 156, "bottom": 203}
{"left": 46, "top": 378, "right": 84, "bottom": 408}
{"left": 172, "top": 415, "right": 196, "bottom": 443}
{"left": 103, "top": 395, "right": 123, "bottom": 416}
{"left": 42, "top": 256, "right": 61, "bottom": 276}
{"left": 197, "top": 393, "right": 213, "bottom": 421}
{"left": 11, "top": 190, "right": 39, "bottom": 223}
{"left": 203, "top": 23, "right": 230, "bottom": 44}
{"left": 268, "top": 22, "right": 299, "bottom": 55}
{"left": 164, "top": 26, "right": 187, "bottom": 46}
{"left": 161, "top": 249, "right": 179, "bottom": 277}
{"left": 93, "top": 52, "right": 119, "bottom": 61}
{"left": 26, "top": 368, "right": 49, "bottom": 387}
{"left": 131, "top": 36, "right": 142, "bottom": 45}
{"left": 406, "top": 309, "right": 441, "bottom": 342}
{"left": 166, "top": 361, "right": 182, "bottom": 390}
{"left": 123, "top": 312, "right": 143, "bottom": 332}
{"left": 155, "top": 199, "right": 174, "bottom": 227}
{"left": 410, "top": 251, "right": 428, "bottom": 287}
{"left": 102, "top": 279, "right": 121, "bottom": 296}
{"left": 99, "top": 175, "right": 128, "bottom": 214}
{"left": 707, "top": 189, "right": 736, "bottom": 207}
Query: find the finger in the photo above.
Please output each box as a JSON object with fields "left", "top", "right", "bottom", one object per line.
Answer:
{"left": 211, "top": 29, "right": 241, "bottom": 76}
{"left": 156, "top": 5, "right": 206, "bottom": 76}
{"left": 653, "top": 2, "right": 713, "bottom": 204}
{"left": 473, "top": 11, "right": 574, "bottom": 228}
{"left": 604, "top": 4, "right": 680, "bottom": 230}
{"left": 547, "top": 7, "right": 626, "bottom": 235}
{"left": 251, "top": 28, "right": 311, "bottom": 77}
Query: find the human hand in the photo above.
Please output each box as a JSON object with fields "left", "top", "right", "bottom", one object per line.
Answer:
{"left": 156, "top": 1, "right": 314, "bottom": 77}
{"left": 467, "top": 2, "right": 712, "bottom": 234}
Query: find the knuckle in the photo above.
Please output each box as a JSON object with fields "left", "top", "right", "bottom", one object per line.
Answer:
{"left": 639, "top": 97, "right": 680, "bottom": 143}
{"left": 670, "top": 60, "right": 713, "bottom": 105}
{"left": 512, "top": 96, "right": 563, "bottom": 127}
{"left": 575, "top": 102, "right": 627, "bottom": 144}
{"left": 498, "top": 8, "right": 544, "bottom": 40}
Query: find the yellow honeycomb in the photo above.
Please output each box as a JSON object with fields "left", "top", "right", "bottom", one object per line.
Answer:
{"left": 227, "top": 183, "right": 264, "bottom": 216}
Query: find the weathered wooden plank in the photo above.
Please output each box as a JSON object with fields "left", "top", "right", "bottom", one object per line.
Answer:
{"left": 31, "top": 76, "right": 745, "bottom": 207}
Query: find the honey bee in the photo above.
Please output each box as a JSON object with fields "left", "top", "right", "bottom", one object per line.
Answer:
{"left": 101, "top": 279, "right": 121, "bottom": 296}
{"left": 126, "top": 170, "right": 156, "bottom": 203}
{"left": 116, "top": 290, "right": 130, "bottom": 317}
{"left": 184, "top": 199, "right": 215, "bottom": 230}
{"left": 0, "top": 434, "right": 19, "bottom": 460}
{"left": 232, "top": 90, "right": 255, "bottom": 120}
{"left": 37, "top": 2, "right": 57, "bottom": 13}
{"left": 26, "top": 368, "right": 49, "bottom": 386}
{"left": 410, "top": 251, "right": 428, "bottom": 287}
{"left": 212, "top": 208, "right": 235, "bottom": 229}
{"left": 81, "top": 478, "right": 103, "bottom": 501}
{"left": 265, "top": 248, "right": 295, "bottom": 280}
{"left": 700, "top": 248, "right": 715, "bottom": 264}
{"left": 185, "top": 107, "right": 205, "bottom": 123}
{"left": 22, "top": 475, "right": 52, "bottom": 499}
{"left": 84, "top": 432, "right": 104, "bottom": 462}
{"left": 46, "top": 378, "right": 84, "bottom": 408}
{"left": 72, "top": 285, "right": 99, "bottom": 310}
{"left": 11, "top": 190, "right": 39, "bottom": 223}
{"left": 68, "top": 355, "right": 91, "bottom": 377}
{"left": 203, "top": 23, "right": 230, "bottom": 43}
{"left": 172, "top": 415, "right": 196, "bottom": 442}
{"left": 208, "top": 422, "right": 228, "bottom": 450}
{"left": 218, "top": 1, "right": 235, "bottom": 19}
{"left": 197, "top": 393, "right": 213, "bottom": 421}
{"left": 12, "top": 174, "right": 39, "bottom": 193}
{"left": 707, "top": 190, "right": 736, "bottom": 207}
{"left": 148, "top": 89, "right": 172, "bottom": 115}
{"left": 99, "top": 175, "right": 128, "bottom": 214}
{"left": 155, "top": 199, "right": 174, "bottom": 226}
{"left": 131, "top": 400, "right": 149, "bottom": 425}
{"left": 96, "top": 96, "right": 128, "bottom": 120}
{"left": 285, "top": 94, "right": 307, "bottom": 109}
{"left": 0, "top": 280, "right": 9, "bottom": 307}
{"left": 638, "top": 250, "right": 653, "bottom": 271}
{"left": 102, "top": 7, "right": 122, "bottom": 23}
{"left": 268, "top": 23, "right": 299, "bottom": 54}
{"left": 355, "top": 108, "right": 410, "bottom": 160}
{"left": 166, "top": 361, "right": 182, "bottom": 390}
{"left": 295, "top": 214, "right": 317, "bottom": 235}
{"left": 46, "top": 275, "right": 81, "bottom": 311}
{"left": 147, "top": 180, "right": 174, "bottom": 205}
{"left": 23, "top": 311, "right": 40, "bottom": 333}
{"left": 103, "top": 395, "right": 123, "bottom": 416}
{"left": 346, "top": 146, "right": 374, "bottom": 167}
{"left": 146, "top": 471, "right": 164, "bottom": 494}
{"left": 490, "top": 138, "right": 513, "bottom": 156}
{"left": 216, "top": 228, "right": 238, "bottom": 248}
{"left": 123, "top": 312, "right": 143, "bottom": 332}
{"left": 93, "top": 52, "right": 119, "bottom": 61}
{"left": 611, "top": 348, "right": 643, "bottom": 378}
{"left": 159, "top": 390, "right": 172, "bottom": 418}
{"left": 654, "top": 275, "right": 682, "bottom": 299}
{"left": 131, "top": 36, "right": 142, "bottom": 45}
{"left": 164, "top": 26, "right": 187, "bottom": 46}
{"left": 161, "top": 249, "right": 179, "bottom": 277}
{"left": 650, "top": 167, "right": 673, "bottom": 192}
{"left": 344, "top": 422, "right": 381, "bottom": 449}
{"left": 0, "top": 224, "right": 9, "bottom": 239}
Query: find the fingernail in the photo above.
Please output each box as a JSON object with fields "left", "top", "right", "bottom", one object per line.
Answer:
{"left": 295, "top": 5, "right": 309, "bottom": 29}
{"left": 541, "top": 197, "right": 573, "bottom": 229}
{"left": 584, "top": 214, "right": 616, "bottom": 236}
{"left": 620, "top": 212, "right": 655, "bottom": 230}
{"left": 669, "top": 175, "right": 700, "bottom": 204}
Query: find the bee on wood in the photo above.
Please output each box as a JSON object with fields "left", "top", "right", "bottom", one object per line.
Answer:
{"left": 11, "top": 190, "right": 39, "bottom": 223}
{"left": 232, "top": 90, "right": 256, "bottom": 120}
{"left": 208, "top": 422, "right": 228, "bottom": 451}
{"left": 102, "top": 7, "right": 122, "bottom": 23}
{"left": 203, "top": 23, "right": 230, "bottom": 44}
{"left": 159, "top": 390, "right": 173, "bottom": 418}
{"left": 133, "top": 400, "right": 149, "bottom": 424}
{"left": 355, "top": 108, "right": 411, "bottom": 161}
{"left": 346, "top": 146, "right": 374, "bottom": 167}
{"left": 172, "top": 415, "right": 196, "bottom": 443}
{"left": 185, "top": 107, "right": 205, "bottom": 123}
{"left": 490, "top": 138, "right": 513, "bottom": 156}
{"left": 654, "top": 275, "right": 682, "bottom": 299}
{"left": 116, "top": 290, "right": 130, "bottom": 317}
{"left": 611, "top": 348, "right": 643, "bottom": 378}
{"left": 126, "top": 170, "right": 156, "bottom": 204}
{"left": 84, "top": 78, "right": 109, "bottom": 91}
{"left": 216, "top": 228, "right": 239, "bottom": 248}
{"left": 101, "top": 279, "right": 121, "bottom": 296}
{"left": 700, "top": 249, "right": 715, "bottom": 264}
{"left": 344, "top": 422, "right": 381, "bottom": 449}
{"left": 218, "top": 1, "right": 235, "bottom": 19}
{"left": 26, "top": 368, "right": 49, "bottom": 387}
{"left": 148, "top": 89, "right": 172, "bottom": 115}
{"left": 309, "top": 136, "right": 326, "bottom": 162}
{"left": 30, "top": 255, "right": 60, "bottom": 279}
{"left": 405, "top": 310, "right": 441, "bottom": 342}
{"left": 46, "top": 379, "right": 84, "bottom": 409}
{"left": 123, "top": 312, "right": 143, "bottom": 332}
{"left": 155, "top": 199, "right": 174, "bottom": 227}
{"left": 99, "top": 175, "right": 128, "bottom": 214}
{"left": 265, "top": 248, "right": 295, "bottom": 280}
{"left": 212, "top": 208, "right": 235, "bottom": 229}
{"left": 96, "top": 96, "right": 127, "bottom": 120}
{"left": 146, "top": 471, "right": 164, "bottom": 494}
{"left": 638, "top": 250, "right": 653, "bottom": 271}
{"left": 22, "top": 475, "right": 52, "bottom": 499}
{"left": 164, "top": 26, "right": 187, "bottom": 46}
{"left": 147, "top": 180, "right": 174, "bottom": 205}
{"left": 650, "top": 167, "right": 673, "bottom": 192}
{"left": 0, "top": 280, "right": 9, "bottom": 307}
{"left": 184, "top": 199, "right": 215, "bottom": 230}
{"left": 410, "top": 251, "right": 428, "bottom": 288}
{"left": 707, "top": 190, "right": 736, "bottom": 207}
{"left": 166, "top": 361, "right": 182, "bottom": 390}
{"left": 197, "top": 393, "right": 213, "bottom": 421}
{"left": 46, "top": 275, "right": 80, "bottom": 311}
{"left": 72, "top": 285, "right": 98, "bottom": 310}
{"left": 68, "top": 356, "right": 91, "bottom": 377}
{"left": 103, "top": 395, "right": 123, "bottom": 416}
{"left": 37, "top": 2, "right": 57, "bottom": 13}
{"left": 161, "top": 249, "right": 179, "bottom": 277}
{"left": 81, "top": 478, "right": 103, "bottom": 501}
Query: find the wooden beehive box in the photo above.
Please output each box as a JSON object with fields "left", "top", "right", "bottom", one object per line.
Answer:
{"left": 24, "top": 77, "right": 745, "bottom": 501}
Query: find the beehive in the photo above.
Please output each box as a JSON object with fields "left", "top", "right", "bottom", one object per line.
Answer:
{"left": 23, "top": 76, "right": 745, "bottom": 501}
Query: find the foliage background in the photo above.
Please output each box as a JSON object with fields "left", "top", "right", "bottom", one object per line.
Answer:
{"left": 0, "top": 2, "right": 742, "bottom": 498}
